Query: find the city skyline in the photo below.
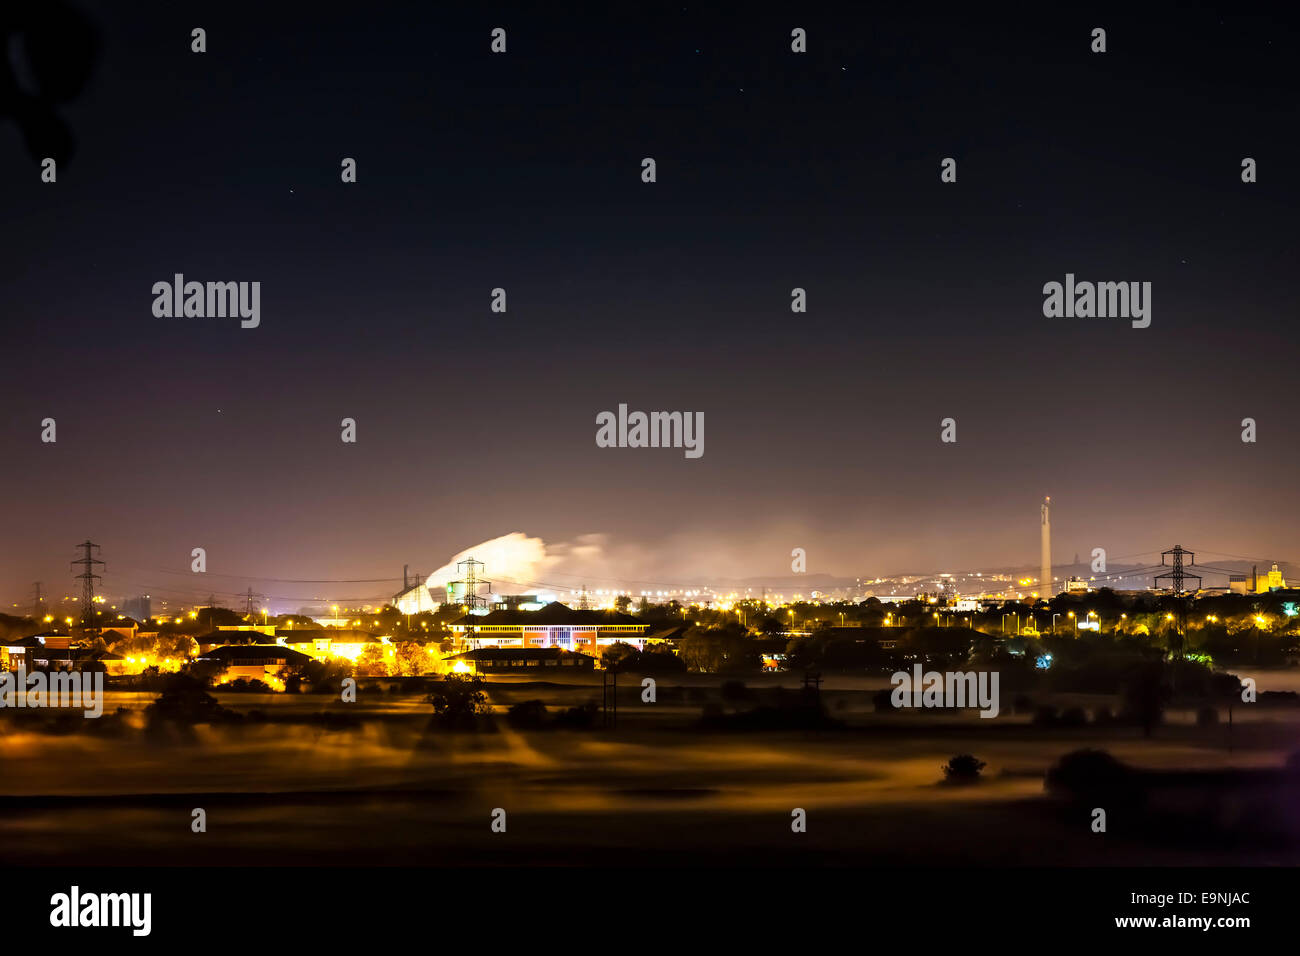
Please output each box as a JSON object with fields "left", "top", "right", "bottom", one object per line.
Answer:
{"left": 5, "top": 522, "right": 1293, "bottom": 618}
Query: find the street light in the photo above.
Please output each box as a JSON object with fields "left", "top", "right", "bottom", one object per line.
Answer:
{"left": 1052, "top": 612, "right": 1060, "bottom": 634}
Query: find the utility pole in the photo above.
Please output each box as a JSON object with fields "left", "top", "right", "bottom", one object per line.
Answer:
{"left": 31, "top": 581, "right": 43, "bottom": 620}
{"left": 451, "top": 558, "right": 490, "bottom": 647}
{"left": 243, "top": 586, "right": 264, "bottom": 620}
{"left": 71, "top": 540, "right": 105, "bottom": 633}
{"left": 1155, "top": 545, "right": 1201, "bottom": 660}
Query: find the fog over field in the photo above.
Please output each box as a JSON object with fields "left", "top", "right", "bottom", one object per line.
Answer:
{"left": 4, "top": 673, "right": 1299, "bottom": 867}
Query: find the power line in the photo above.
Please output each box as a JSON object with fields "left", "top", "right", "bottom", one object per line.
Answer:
{"left": 124, "top": 566, "right": 405, "bottom": 585}
{"left": 1154, "top": 546, "right": 1201, "bottom": 656}
{"left": 70, "top": 540, "right": 104, "bottom": 630}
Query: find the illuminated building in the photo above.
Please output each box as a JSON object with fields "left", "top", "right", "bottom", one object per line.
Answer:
{"left": 0, "top": 636, "right": 40, "bottom": 671}
{"left": 99, "top": 622, "right": 139, "bottom": 641}
{"left": 0, "top": 635, "right": 129, "bottom": 674}
{"left": 450, "top": 602, "right": 647, "bottom": 652}
{"left": 445, "top": 647, "right": 596, "bottom": 675}
{"left": 277, "top": 628, "right": 392, "bottom": 663}
{"left": 394, "top": 582, "right": 437, "bottom": 615}
{"left": 491, "top": 594, "right": 547, "bottom": 611}
{"left": 198, "top": 629, "right": 266, "bottom": 654}
{"left": 196, "top": 644, "right": 313, "bottom": 685}
{"left": 1229, "top": 564, "right": 1290, "bottom": 594}
{"left": 643, "top": 623, "right": 690, "bottom": 647}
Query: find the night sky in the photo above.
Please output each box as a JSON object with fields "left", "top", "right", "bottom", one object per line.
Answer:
{"left": 2, "top": 3, "right": 1297, "bottom": 608}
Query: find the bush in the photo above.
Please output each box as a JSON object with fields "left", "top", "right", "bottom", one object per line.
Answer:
{"left": 942, "top": 754, "right": 987, "bottom": 783}
{"left": 1044, "top": 749, "right": 1144, "bottom": 809}
{"left": 146, "top": 674, "right": 236, "bottom": 725}
{"left": 425, "top": 674, "right": 491, "bottom": 731}
{"left": 637, "top": 651, "right": 687, "bottom": 674}
{"left": 507, "top": 699, "right": 549, "bottom": 730}
{"left": 221, "top": 678, "right": 273, "bottom": 693}
{"left": 554, "top": 701, "right": 599, "bottom": 729}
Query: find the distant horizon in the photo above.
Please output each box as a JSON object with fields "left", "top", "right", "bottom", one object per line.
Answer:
{"left": 5, "top": 535, "right": 1293, "bottom": 616}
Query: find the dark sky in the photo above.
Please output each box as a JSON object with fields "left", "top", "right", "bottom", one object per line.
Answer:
{"left": 2, "top": 2, "right": 1297, "bottom": 609}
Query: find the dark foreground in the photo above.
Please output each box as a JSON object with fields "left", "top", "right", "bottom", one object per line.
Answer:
{"left": 3, "top": 675, "right": 1300, "bottom": 867}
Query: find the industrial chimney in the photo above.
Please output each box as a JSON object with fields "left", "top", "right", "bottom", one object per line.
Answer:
{"left": 1040, "top": 497, "right": 1052, "bottom": 599}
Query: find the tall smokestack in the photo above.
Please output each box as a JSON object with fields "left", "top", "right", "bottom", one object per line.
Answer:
{"left": 1040, "top": 496, "right": 1052, "bottom": 598}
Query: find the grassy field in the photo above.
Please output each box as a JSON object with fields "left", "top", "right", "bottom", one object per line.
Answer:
{"left": 2, "top": 672, "right": 1298, "bottom": 866}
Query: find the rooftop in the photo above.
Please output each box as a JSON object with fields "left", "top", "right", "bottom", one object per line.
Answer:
{"left": 452, "top": 602, "right": 642, "bottom": 629}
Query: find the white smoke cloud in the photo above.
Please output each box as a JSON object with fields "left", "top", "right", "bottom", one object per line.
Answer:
{"left": 422, "top": 527, "right": 856, "bottom": 600}
{"left": 424, "top": 532, "right": 568, "bottom": 595}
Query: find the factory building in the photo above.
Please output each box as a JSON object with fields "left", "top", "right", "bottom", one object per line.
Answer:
{"left": 449, "top": 602, "right": 648, "bottom": 653}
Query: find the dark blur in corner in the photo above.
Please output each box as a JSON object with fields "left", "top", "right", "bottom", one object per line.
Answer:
{"left": 0, "top": 0, "right": 100, "bottom": 167}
